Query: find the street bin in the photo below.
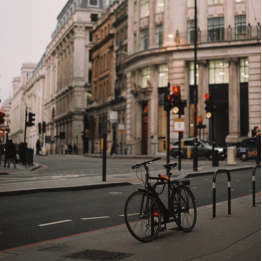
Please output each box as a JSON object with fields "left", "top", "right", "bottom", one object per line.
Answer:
{"left": 227, "top": 146, "right": 236, "bottom": 165}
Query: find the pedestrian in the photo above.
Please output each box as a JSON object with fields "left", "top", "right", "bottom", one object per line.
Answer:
{"left": 73, "top": 144, "right": 78, "bottom": 154}
{"left": 60, "top": 143, "right": 64, "bottom": 155}
{"left": 68, "top": 144, "right": 72, "bottom": 154}
{"left": 8, "top": 140, "right": 16, "bottom": 168}
{"left": 256, "top": 129, "right": 261, "bottom": 165}
{"left": 3, "top": 140, "right": 10, "bottom": 167}
{"left": 36, "top": 140, "right": 41, "bottom": 155}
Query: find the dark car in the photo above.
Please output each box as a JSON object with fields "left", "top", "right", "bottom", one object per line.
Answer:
{"left": 236, "top": 137, "right": 257, "bottom": 161}
{"left": 170, "top": 138, "right": 226, "bottom": 160}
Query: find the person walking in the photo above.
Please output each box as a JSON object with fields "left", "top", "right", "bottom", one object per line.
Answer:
{"left": 3, "top": 140, "right": 10, "bottom": 167}
{"left": 8, "top": 140, "right": 16, "bottom": 168}
{"left": 256, "top": 129, "right": 261, "bottom": 165}
{"left": 36, "top": 140, "right": 41, "bottom": 155}
{"left": 73, "top": 144, "right": 78, "bottom": 154}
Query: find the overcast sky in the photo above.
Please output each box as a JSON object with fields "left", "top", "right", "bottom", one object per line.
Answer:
{"left": 0, "top": 0, "right": 68, "bottom": 104}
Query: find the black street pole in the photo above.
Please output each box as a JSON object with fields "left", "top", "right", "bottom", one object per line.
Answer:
{"left": 24, "top": 107, "right": 27, "bottom": 143}
{"left": 212, "top": 114, "right": 215, "bottom": 167}
{"left": 193, "top": 0, "right": 198, "bottom": 171}
{"left": 166, "top": 82, "right": 170, "bottom": 174}
{"left": 178, "top": 111, "right": 182, "bottom": 171}
{"left": 102, "top": 133, "right": 107, "bottom": 181}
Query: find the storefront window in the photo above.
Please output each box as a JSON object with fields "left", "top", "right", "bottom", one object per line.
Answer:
{"left": 189, "top": 62, "right": 199, "bottom": 85}
{"left": 209, "top": 60, "right": 229, "bottom": 84}
{"left": 158, "top": 64, "right": 168, "bottom": 87}
{"left": 240, "top": 58, "right": 249, "bottom": 82}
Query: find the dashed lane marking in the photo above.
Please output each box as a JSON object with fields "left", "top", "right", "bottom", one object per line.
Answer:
{"left": 81, "top": 216, "right": 110, "bottom": 220}
{"left": 38, "top": 220, "right": 72, "bottom": 227}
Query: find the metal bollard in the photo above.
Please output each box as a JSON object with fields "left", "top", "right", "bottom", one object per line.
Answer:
{"left": 213, "top": 169, "right": 231, "bottom": 218}
{"left": 252, "top": 165, "right": 261, "bottom": 207}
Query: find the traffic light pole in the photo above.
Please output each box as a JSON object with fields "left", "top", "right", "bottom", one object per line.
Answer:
{"left": 166, "top": 83, "right": 170, "bottom": 174}
{"left": 178, "top": 111, "right": 182, "bottom": 171}
{"left": 212, "top": 113, "right": 215, "bottom": 167}
{"left": 193, "top": 0, "right": 198, "bottom": 171}
{"left": 24, "top": 107, "right": 27, "bottom": 143}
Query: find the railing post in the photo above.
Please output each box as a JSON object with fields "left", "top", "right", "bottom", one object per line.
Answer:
{"left": 213, "top": 169, "right": 231, "bottom": 218}
{"left": 252, "top": 165, "right": 261, "bottom": 206}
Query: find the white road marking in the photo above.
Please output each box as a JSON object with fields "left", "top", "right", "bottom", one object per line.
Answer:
{"left": 81, "top": 216, "right": 110, "bottom": 220}
{"left": 38, "top": 220, "right": 72, "bottom": 227}
{"left": 119, "top": 213, "right": 139, "bottom": 217}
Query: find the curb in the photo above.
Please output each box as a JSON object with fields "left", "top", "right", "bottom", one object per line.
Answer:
{"left": 0, "top": 182, "right": 132, "bottom": 197}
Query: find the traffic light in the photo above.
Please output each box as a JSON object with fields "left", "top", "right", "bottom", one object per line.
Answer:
{"left": 0, "top": 112, "right": 5, "bottom": 124}
{"left": 204, "top": 93, "right": 212, "bottom": 119}
{"left": 197, "top": 116, "right": 203, "bottom": 126}
{"left": 164, "top": 93, "right": 173, "bottom": 111}
{"left": 43, "top": 121, "right": 46, "bottom": 133}
{"left": 171, "top": 86, "right": 181, "bottom": 114}
{"left": 27, "top": 112, "right": 35, "bottom": 127}
{"left": 38, "top": 123, "right": 41, "bottom": 134}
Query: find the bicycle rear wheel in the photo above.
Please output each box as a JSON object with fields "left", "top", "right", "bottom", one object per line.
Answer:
{"left": 172, "top": 186, "right": 197, "bottom": 232}
{"left": 124, "top": 190, "right": 161, "bottom": 242}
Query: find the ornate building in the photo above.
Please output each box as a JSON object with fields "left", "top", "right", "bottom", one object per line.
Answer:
{"left": 124, "top": 0, "right": 261, "bottom": 155}
{"left": 43, "top": 0, "right": 104, "bottom": 154}
{"left": 87, "top": 0, "right": 128, "bottom": 154}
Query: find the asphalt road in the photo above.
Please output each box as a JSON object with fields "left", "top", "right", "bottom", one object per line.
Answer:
{"left": 0, "top": 169, "right": 260, "bottom": 251}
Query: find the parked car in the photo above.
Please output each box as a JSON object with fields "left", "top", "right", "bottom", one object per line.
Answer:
{"left": 170, "top": 138, "right": 226, "bottom": 160}
{"left": 236, "top": 137, "right": 257, "bottom": 161}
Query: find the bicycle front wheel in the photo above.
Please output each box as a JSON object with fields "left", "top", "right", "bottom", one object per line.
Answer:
{"left": 124, "top": 190, "right": 161, "bottom": 242}
{"left": 172, "top": 186, "right": 197, "bottom": 232}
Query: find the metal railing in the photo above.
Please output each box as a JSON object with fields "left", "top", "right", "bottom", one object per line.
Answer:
{"left": 174, "top": 23, "right": 261, "bottom": 46}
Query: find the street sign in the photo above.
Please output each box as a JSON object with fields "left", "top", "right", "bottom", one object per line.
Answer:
{"left": 109, "top": 111, "right": 118, "bottom": 123}
{"left": 174, "top": 118, "right": 185, "bottom": 132}
{"left": 119, "top": 124, "right": 125, "bottom": 133}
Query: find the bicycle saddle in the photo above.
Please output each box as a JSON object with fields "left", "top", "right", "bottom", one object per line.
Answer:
{"left": 163, "top": 162, "right": 177, "bottom": 170}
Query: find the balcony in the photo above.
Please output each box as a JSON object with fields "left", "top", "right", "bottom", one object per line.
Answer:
{"left": 174, "top": 23, "right": 261, "bottom": 45}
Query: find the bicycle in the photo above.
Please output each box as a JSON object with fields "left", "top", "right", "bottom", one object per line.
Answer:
{"left": 124, "top": 157, "right": 197, "bottom": 242}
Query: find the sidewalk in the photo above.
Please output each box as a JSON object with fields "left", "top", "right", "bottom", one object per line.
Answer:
{"left": 0, "top": 193, "right": 260, "bottom": 261}
{"left": 0, "top": 157, "right": 258, "bottom": 196}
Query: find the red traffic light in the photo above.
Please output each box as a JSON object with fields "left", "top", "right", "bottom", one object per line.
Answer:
{"left": 204, "top": 93, "right": 210, "bottom": 100}
{"left": 197, "top": 116, "right": 202, "bottom": 123}
{"left": 167, "top": 95, "right": 171, "bottom": 100}
{"left": 172, "top": 86, "right": 180, "bottom": 94}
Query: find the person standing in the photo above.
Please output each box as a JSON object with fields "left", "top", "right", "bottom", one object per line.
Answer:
{"left": 3, "top": 140, "right": 10, "bottom": 167}
{"left": 8, "top": 140, "right": 16, "bottom": 168}
{"left": 256, "top": 129, "right": 261, "bottom": 165}
{"left": 36, "top": 140, "right": 41, "bottom": 155}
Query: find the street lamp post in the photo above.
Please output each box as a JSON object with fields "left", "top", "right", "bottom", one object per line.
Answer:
{"left": 193, "top": 0, "right": 198, "bottom": 171}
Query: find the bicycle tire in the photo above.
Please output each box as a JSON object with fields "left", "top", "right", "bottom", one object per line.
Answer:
{"left": 124, "top": 190, "right": 161, "bottom": 242}
{"left": 171, "top": 186, "right": 197, "bottom": 232}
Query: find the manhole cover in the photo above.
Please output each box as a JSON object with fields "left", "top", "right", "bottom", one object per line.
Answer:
{"left": 64, "top": 249, "right": 133, "bottom": 260}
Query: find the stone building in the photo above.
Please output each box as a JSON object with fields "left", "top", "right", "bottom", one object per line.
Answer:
{"left": 124, "top": 0, "right": 261, "bottom": 155}
{"left": 0, "top": 97, "right": 11, "bottom": 144}
{"left": 41, "top": 0, "right": 104, "bottom": 154}
{"left": 9, "top": 63, "right": 36, "bottom": 145}
{"left": 87, "top": 0, "right": 128, "bottom": 154}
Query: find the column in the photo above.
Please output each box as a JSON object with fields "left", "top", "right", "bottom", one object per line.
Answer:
{"left": 226, "top": 58, "right": 240, "bottom": 143}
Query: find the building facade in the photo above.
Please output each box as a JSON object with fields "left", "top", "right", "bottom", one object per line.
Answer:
{"left": 87, "top": 0, "right": 128, "bottom": 154}
{"left": 124, "top": 0, "right": 261, "bottom": 155}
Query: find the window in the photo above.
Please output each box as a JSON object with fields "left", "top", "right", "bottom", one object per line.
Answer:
{"left": 209, "top": 60, "right": 229, "bottom": 84}
{"left": 235, "top": 0, "right": 245, "bottom": 2}
{"left": 208, "top": 17, "right": 224, "bottom": 42}
{"left": 235, "top": 15, "right": 246, "bottom": 39}
{"left": 156, "top": 24, "right": 163, "bottom": 47}
{"left": 156, "top": 0, "right": 164, "bottom": 13}
{"left": 91, "top": 13, "right": 98, "bottom": 22}
{"left": 141, "top": 28, "right": 149, "bottom": 50}
{"left": 187, "top": 20, "right": 195, "bottom": 44}
{"left": 140, "top": 0, "right": 149, "bottom": 18}
{"left": 158, "top": 64, "right": 168, "bottom": 87}
{"left": 240, "top": 58, "right": 249, "bottom": 83}
{"left": 141, "top": 67, "right": 150, "bottom": 88}
{"left": 208, "top": 0, "right": 224, "bottom": 4}
{"left": 89, "top": 0, "right": 99, "bottom": 6}
{"left": 189, "top": 62, "right": 199, "bottom": 85}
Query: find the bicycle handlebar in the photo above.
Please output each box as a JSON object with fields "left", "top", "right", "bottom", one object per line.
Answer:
{"left": 131, "top": 157, "right": 161, "bottom": 170}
